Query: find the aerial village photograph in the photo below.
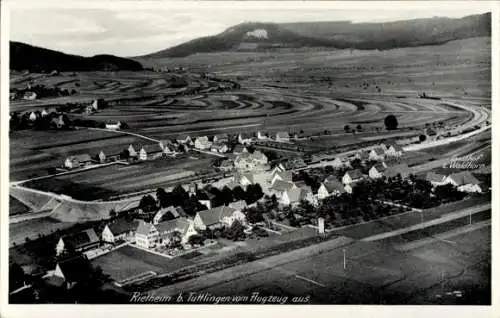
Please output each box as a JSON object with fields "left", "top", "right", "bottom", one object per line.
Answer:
{"left": 3, "top": 0, "right": 494, "bottom": 311}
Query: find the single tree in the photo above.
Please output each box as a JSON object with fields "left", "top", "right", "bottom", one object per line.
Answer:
{"left": 384, "top": 115, "right": 398, "bottom": 130}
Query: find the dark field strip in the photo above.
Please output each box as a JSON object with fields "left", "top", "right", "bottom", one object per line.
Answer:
{"left": 336, "top": 98, "right": 369, "bottom": 110}
{"left": 22, "top": 178, "right": 119, "bottom": 201}
{"left": 29, "top": 134, "right": 125, "bottom": 151}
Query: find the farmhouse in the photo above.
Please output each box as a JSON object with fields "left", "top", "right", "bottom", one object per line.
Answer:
{"left": 97, "top": 150, "right": 106, "bottom": 163}
{"left": 156, "top": 217, "right": 198, "bottom": 245}
{"left": 213, "top": 133, "right": 229, "bottom": 143}
{"left": 41, "top": 108, "right": 49, "bottom": 117}
{"left": 238, "top": 133, "right": 254, "bottom": 145}
{"left": 102, "top": 218, "right": 139, "bottom": 244}
{"left": 384, "top": 164, "right": 412, "bottom": 179}
{"left": 257, "top": 131, "right": 269, "bottom": 140}
{"left": 176, "top": 135, "right": 193, "bottom": 145}
{"left": 153, "top": 206, "right": 185, "bottom": 224}
{"left": 426, "top": 172, "right": 447, "bottom": 186}
{"left": 218, "top": 159, "right": 234, "bottom": 172}
{"left": 317, "top": 180, "right": 346, "bottom": 199}
{"left": 135, "top": 221, "right": 159, "bottom": 249}
{"left": 275, "top": 131, "right": 290, "bottom": 142}
{"left": 197, "top": 190, "right": 217, "bottom": 210}
{"left": 369, "top": 148, "right": 385, "bottom": 161}
{"left": 23, "top": 91, "right": 37, "bottom": 100}
{"left": 268, "top": 180, "right": 297, "bottom": 199}
{"left": 211, "top": 143, "right": 229, "bottom": 153}
{"left": 281, "top": 187, "right": 315, "bottom": 207}
{"left": 342, "top": 169, "right": 364, "bottom": 185}
{"left": 234, "top": 150, "right": 269, "bottom": 171}
{"left": 233, "top": 144, "right": 248, "bottom": 155}
{"left": 194, "top": 136, "right": 212, "bottom": 150}
{"left": 369, "top": 163, "right": 388, "bottom": 179}
{"left": 139, "top": 144, "right": 163, "bottom": 161}
{"left": 385, "top": 144, "right": 404, "bottom": 157}
{"left": 29, "top": 112, "right": 38, "bottom": 121}
{"left": 56, "top": 228, "right": 100, "bottom": 256}
{"left": 64, "top": 154, "right": 92, "bottom": 169}
{"left": 194, "top": 206, "right": 246, "bottom": 230}
{"left": 51, "top": 255, "right": 93, "bottom": 290}
{"left": 271, "top": 170, "right": 293, "bottom": 184}
{"left": 105, "top": 121, "right": 121, "bottom": 130}
{"left": 445, "top": 171, "right": 482, "bottom": 193}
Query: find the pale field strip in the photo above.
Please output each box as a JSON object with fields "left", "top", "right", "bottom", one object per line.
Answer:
{"left": 361, "top": 203, "right": 491, "bottom": 242}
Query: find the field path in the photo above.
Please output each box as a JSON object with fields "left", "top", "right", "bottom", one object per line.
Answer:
{"left": 87, "top": 127, "right": 160, "bottom": 143}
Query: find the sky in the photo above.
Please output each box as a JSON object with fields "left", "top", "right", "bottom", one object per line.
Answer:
{"left": 9, "top": 2, "right": 491, "bottom": 57}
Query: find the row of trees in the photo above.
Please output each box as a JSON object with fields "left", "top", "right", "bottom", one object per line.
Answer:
{"left": 10, "top": 84, "right": 77, "bottom": 100}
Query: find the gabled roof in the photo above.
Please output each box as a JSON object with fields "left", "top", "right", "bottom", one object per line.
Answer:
{"left": 284, "top": 187, "right": 303, "bottom": 203}
{"left": 345, "top": 169, "right": 363, "bottom": 180}
{"left": 385, "top": 164, "right": 411, "bottom": 178}
{"left": 197, "top": 206, "right": 236, "bottom": 226}
{"left": 156, "top": 217, "right": 190, "bottom": 234}
{"left": 56, "top": 255, "right": 92, "bottom": 283}
{"left": 197, "top": 190, "right": 216, "bottom": 201}
{"left": 270, "top": 180, "right": 296, "bottom": 192}
{"left": 211, "top": 143, "right": 226, "bottom": 150}
{"left": 274, "top": 170, "right": 293, "bottom": 182}
{"left": 372, "top": 148, "right": 385, "bottom": 155}
{"left": 239, "top": 173, "right": 254, "bottom": 184}
{"left": 141, "top": 143, "right": 163, "bottom": 153}
{"left": 324, "top": 175, "right": 338, "bottom": 184}
{"left": 426, "top": 172, "right": 446, "bottom": 183}
{"left": 447, "top": 171, "right": 480, "bottom": 186}
{"left": 322, "top": 180, "right": 345, "bottom": 193}
{"left": 195, "top": 136, "right": 209, "bottom": 142}
{"left": 276, "top": 131, "right": 290, "bottom": 138}
{"left": 61, "top": 228, "right": 99, "bottom": 249}
{"left": 225, "top": 181, "right": 240, "bottom": 190}
{"left": 388, "top": 144, "right": 403, "bottom": 152}
{"left": 228, "top": 200, "right": 247, "bottom": 211}
{"left": 107, "top": 218, "right": 139, "bottom": 235}
{"left": 135, "top": 221, "right": 156, "bottom": 236}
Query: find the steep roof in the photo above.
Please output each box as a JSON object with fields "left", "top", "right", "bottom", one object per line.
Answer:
{"left": 156, "top": 217, "right": 190, "bottom": 234}
{"left": 228, "top": 200, "right": 247, "bottom": 211}
{"left": 388, "top": 144, "right": 403, "bottom": 152}
{"left": 197, "top": 206, "right": 236, "bottom": 226}
{"left": 141, "top": 143, "right": 163, "bottom": 153}
{"left": 107, "top": 218, "right": 139, "bottom": 235}
{"left": 372, "top": 148, "right": 385, "bottom": 155}
{"left": 61, "top": 228, "right": 99, "bottom": 249}
{"left": 346, "top": 169, "right": 363, "bottom": 180}
{"left": 135, "top": 221, "right": 156, "bottom": 236}
{"left": 284, "top": 187, "right": 303, "bottom": 203}
{"left": 68, "top": 154, "right": 92, "bottom": 163}
{"left": 233, "top": 144, "right": 246, "bottom": 153}
{"left": 270, "top": 180, "right": 296, "bottom": 192}
{"left": 447, "top": 171, "right": 480, "bottom": 186}
{"left": 385, "top": 164, "right": 411, "bottom": 178}
{"left": 324, "top": 175, "right": 338, "bottom": 184}
{"left": 426, "top": 172, "right": 446, "bottom": 183}
{"left": 323, "top": 180, "right": 345, "bottom": 193}
{"left": 56, "top": 255, "right": 92, "bottom": 283}
{"left": 274, "top": 170, "right": 293, "bottom": 182}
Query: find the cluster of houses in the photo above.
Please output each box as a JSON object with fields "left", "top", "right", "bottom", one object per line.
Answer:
{"left": 425, "top": 171, "right": 484, "bottom": 193}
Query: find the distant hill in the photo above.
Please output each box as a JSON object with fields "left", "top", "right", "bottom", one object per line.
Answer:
{"left": 10, "top": 42, "right": 143, "bottom": 72}
{"left": 142, "top": 12, "right": 491, "bottom": 58}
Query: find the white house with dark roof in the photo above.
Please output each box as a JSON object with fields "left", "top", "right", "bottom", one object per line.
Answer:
{"left": 211, "top": 143, "right": 229, "bottom": 153}
{"left": 317, "top": 180, "right": 346, "bottom": 199}
{"left": 369, "top": 148, "right": 385, "bottom": 161}
{"left": 102, "top": 218, "right": 139, "bottom": 244}
{"left": 445, "top": 171, "right": 482, "bottom": 193}
{"left": 139, "top": 144, "right": 163, "bottom": 160}
{"left": 268, "top": 180, "right": 297, "bottom": 199}
{"left": 271, "top": 170, "right": 293, "bottom": 184}
{"left": 176, "top": 135, "right": 193, "bottom": 145}
{"left": 233, "top": 144, "right": 248, "bottom": 155}
{"left": 228, "top": 199, "right": 248, "bottom": 212}
{"left": 275, "top": 132, "right": 290, "bottom": 142}
{"left": 426, "top": 172, "right": 447, "bottom": 186}
{"left": 257, "top": 131, "right": 269, "bottom": 140}
{"left": 385, "top": 144, "right": 404, "bottom": 157}
{"left": 56, "top": 228, "right": 99, "bottom": 256}
{"left": 238, "top": 133, "right": 254, "bottom": 145}
{"left": 64, "top": 154, "right": 92, "bottom": 169}
{"left": 97, "top": 150, "right": 106, "bottom": 163}
{"left": 234, "top": 150, "right": 268, "bottom": 171}
{"left": 155, "top": 217, "right": 198, "bottom": 245}
{"left": 194, "top": 206, "right": 246, "bottom": 230}
{"left": 194, "top": 136, "right": 212, "bottom": 150}
{"left": 135, "top": 221, "right": 159, "bottom": 248}
{"left": 127, "top": 144, "right": 138, "bottom": 158}
{"left": 369, "top": 163, "right": 388, "bottom": 179}
{"left": 342, "top": 169, "right": 364, "bottom": 185}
